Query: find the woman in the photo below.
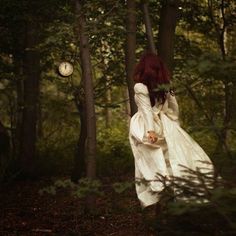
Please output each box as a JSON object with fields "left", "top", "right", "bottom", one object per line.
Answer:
{"left": 129, "top": 52, "right": 215, "bottom": 208}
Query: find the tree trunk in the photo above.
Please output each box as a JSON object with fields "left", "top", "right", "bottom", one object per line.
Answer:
{"left": 71, "top": 95, "right": 86, "bottom": 183}
{"left": 125, "top": 0, "right": 137, "bottom": 116}
{"left": 157, "top": 0, "right": 179, "bottom": 73}
{"left": 219, "top": 1, "right": 232, "bottom": 156}
{"left": 220, "top": 81, "right": 232, "bottom": 156}
{"left": 76, "top": 0, "right": 96, "bottom": 179}
{"left": 0, "top": 121, "right": 10, "bottom": 182}
{"left": 124, "top": 88, "right": 131, "bottom": 126}
{"left": 14, "top": 57, "right": 24, "bottom": 158}
{"left": 142, "top": 0, "right": 156, "bottom": 53}
{"left": 232, "top": 82, "right": 236, "bottom": 127}
{"left": 105, "top": 82, "right": 112, "bottom": 128}
{"left": 101, "top": 50, "right": 112, "bottom": 128}
{"left": 19, "top": 14, "right": 40, "bottom": 177}
{"left": 75, "top": 0, "right": 97, "bottom": 211}
{"left": 37, "top": 93, "right": 43, "bottom": 139}
{"left": 208, "top": 0, "right": 232, "bottom": 156}
{"left": 75, "top": 0, "right": 96, "bottom": 213}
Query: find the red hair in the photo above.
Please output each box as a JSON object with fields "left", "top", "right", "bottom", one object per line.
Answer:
{"left": 133, "top": 52, "right": 170, "bottom": 106}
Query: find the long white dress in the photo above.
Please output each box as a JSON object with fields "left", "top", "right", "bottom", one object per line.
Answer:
{"left": 129, "top": 83, "right": 215, "bottom": 208}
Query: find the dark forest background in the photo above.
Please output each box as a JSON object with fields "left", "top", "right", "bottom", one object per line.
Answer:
{"left": 0, "top": 0, "right": 236, "bottom": 235}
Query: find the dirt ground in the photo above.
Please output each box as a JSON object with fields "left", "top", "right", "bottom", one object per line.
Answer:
{"left": 0, "top": 177, "right": 157, "bottom": 236}
{"left": 1, "top": 176, "right": 235, "bottom": 236}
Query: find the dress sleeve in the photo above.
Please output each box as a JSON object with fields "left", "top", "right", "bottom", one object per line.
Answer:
{"left": 167, "top": 92, "right": 179, "bottom": 118}
{"left": 134, "top": 83, "right": 155, "bottom": 132}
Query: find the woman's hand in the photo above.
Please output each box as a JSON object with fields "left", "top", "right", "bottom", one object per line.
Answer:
{"left": 147, "top": 131, "right": 158, "bottom": 144}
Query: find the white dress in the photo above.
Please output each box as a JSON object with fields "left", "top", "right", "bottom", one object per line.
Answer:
{"left": 129, "top": 83, "right": 215, "bottom": 208}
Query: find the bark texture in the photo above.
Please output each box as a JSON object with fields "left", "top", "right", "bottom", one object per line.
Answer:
{"left": 157, "top": 0, "right": 179, "bottom": 73}
{"left": 142, "top": 1, "right": 156, "bottom": 53}
{"left": 75, "top": 0, "right": 97, "bottom": 180}
{"left": 208, "top": 0, "right": 233, "bottom": 156}
{"left": 125, "top": 0, "right": 137, "bottom": 116}
{"left": 71, "top": 93, "right": 86, "bottom": 183}
{"left": 19, "top": 10, "right": 40, "bottom": 177}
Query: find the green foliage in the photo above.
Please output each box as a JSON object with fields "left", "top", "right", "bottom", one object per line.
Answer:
{"left": 73, "top": 178, "right": 103, "bottom": 198}
{"left": 184, "top": 53, "right": 236, "bottom": 82}
{"left": 36, "top": 93, "right": 80, "bottom": 175}
{"left": 164, "top": 186, "right": 236, "bottom": 232}
{"left": 36, "top": 140, "right": 75, "bottom": 176}
{"left": 112, "top": 181, "right": 134, "bottom": 194}
{"left": 39, "top": 177, "right": 104, "bottom": 199}
{"left": 97, "top": 127, "right": 133, "bottom": 177}
{"left": 39, "top": 177, "right": 135, "bottom": 199}
{"left": 152, "top": 166, "right": 236, "bottom": 233}
{"left": 39, "top": 185, "right": 57, "bottom": 196}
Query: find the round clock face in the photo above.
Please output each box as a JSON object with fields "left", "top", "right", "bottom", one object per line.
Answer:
{"left": 58, "top": 62, "right": 74, "bottom": 77}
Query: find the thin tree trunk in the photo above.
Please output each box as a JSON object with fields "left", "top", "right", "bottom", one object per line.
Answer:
{"left": 14, "top": 57, "right": 24, "bottom": 158}
{"left": 75, "top": 0, "right": 97, "bottom": 211}
{"left": 157, "top": 0, "right": 179, "bottom": 73}
{"left": 124, "top": 88, "right": 131, "bottom": 126}
{"left": 232, "top": 82, "right": 236, "bottom": 129}
{"left": 101, "top": 50, "right": 112, "bottom": 128}
{"left": 142, "top": 0, "right": 156, "bottom": 53}
{"left": 105, "top": 81, "right": 112, "bottom": 128}
{"left": 19, "top": 15, "right": 40, "bottom": 177}
{"left": 0, "top": 121, "right": 10, "bottom": 182}
{"left": 219, "top": 0, "right": 232, "bottom": 156}
{"left": 125, "top": 0, "right": 137, "bottom": 116}
{"left": 37, "top": 93, "right": 43, "bottom": 139}
{"left": 208, "top": 0, "right": 232, "bottom": 156}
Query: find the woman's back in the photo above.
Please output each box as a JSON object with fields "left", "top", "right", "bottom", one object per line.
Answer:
{"left": 129, "top": 52, "right": 216, "bottom": 208}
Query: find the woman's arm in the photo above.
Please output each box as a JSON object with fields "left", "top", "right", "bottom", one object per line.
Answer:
{"left": 167, "top": 92, "right": 179, "bottom": 118}
{"left": 134, "top": 83, "right": 157, "bottom": 143}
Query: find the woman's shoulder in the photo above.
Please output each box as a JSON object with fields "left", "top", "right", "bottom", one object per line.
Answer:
{"left": 134, "top": 83, "right": 148, "bottom": 94}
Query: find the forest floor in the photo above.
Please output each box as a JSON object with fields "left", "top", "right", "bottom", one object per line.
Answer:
{"left": 0, "top": 175, "right": 157, "bottom": 236}
{"left": 0, "top": 175, "right": 235, "bottom": 236}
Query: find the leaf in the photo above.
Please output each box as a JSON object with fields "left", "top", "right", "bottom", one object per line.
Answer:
{"left": 112, "top": 181, "right": 133, "bottom": 194}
